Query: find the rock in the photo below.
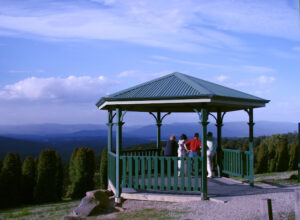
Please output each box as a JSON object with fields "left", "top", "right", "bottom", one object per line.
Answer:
{"left": 72, "top": 196, "right": 102, "bottom": 217}
{"left": 70, "top": 189, "right": 115, "bottom": 217}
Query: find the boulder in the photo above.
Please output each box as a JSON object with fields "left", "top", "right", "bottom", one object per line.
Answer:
{"left": 70, "top": 189, "right": 115, "bottom": 217}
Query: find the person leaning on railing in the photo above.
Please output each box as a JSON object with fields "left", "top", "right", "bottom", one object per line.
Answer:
{"left": 164, "top": 135, "right": 178, "bottom": 156}
{"left": 184, "top": 133, "right": 202, "bottom": 174}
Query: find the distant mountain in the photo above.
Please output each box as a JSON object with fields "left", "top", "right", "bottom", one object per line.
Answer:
{"left": 0, "top": 124, "right": 106, "bottom": 136}
{"left": 0, "top": 121, "right": 297, "bottom": 161}
{"left": 124, "top": 121, "right": 298, "bottom": 139}
{"left": 0, "top": 136, "right": 47, "bottom": 160}
{"left": 0, "top": 121, "right": 298, "bottom": 139}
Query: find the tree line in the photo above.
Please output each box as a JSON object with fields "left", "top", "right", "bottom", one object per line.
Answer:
{"left": 0, "top": 147, "right": 108, "bottom": 209}
{"left": 222, "top": 132, "right": 298, "bottom": 174}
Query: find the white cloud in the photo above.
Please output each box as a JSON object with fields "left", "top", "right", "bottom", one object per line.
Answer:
{"left": 293, "top": 46, "right": 300, "bottom": 52}
{"left": 257, "top": 75, "right": 275, "bottom": 84}
{"left": 241, "top": 65, "right": 275, "bottom": 74}
{"left": 229, "top": 75, "right": 275, "bottom": 87}
{"left": 216, "top": 75, "right": 228, "bottom": 82}
{"left": 0, "top": 0, "right": 260, "bottom": 51}
{"left": 0, "top": 75, "right": 115, "bottom": 102}
{"left": 117, "top": 70, "right": 139, "bottom": 78}
{"left": 151, "top": 55, "right": 276, "bottom": 74}
{"left": 194, "top": 0, "right": 300, "bottom": 41}
{"left": 0, "top": 0, "right": 298, "bottom": 54}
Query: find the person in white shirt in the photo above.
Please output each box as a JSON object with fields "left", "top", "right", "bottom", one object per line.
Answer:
{"left": 207, "top": 132, "right": 217, "bottom": 178}
{"left": 177, "top": 134, "right": 188, "bottom": 176}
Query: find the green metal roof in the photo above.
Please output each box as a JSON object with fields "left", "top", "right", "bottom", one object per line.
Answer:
{"left": 96, "top": 72, "right": 269, "bottom": 112}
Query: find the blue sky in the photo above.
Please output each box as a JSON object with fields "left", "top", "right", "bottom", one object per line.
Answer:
{"left": 0, "top": 0, "right": 300, "bottom": 125}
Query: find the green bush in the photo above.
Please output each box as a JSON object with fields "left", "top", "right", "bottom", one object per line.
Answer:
{"left": 21, "top": 156, "right": 36, "bottom": 204}
{"left": 0, "top": 153, "right": 22, "bottom": 208}
{"left": 34, "top": 149, "right": 61, "bottom": 203}
{"left": 69, "top": 147, "right": 95, "bottom": 199}
{"left": 99, "top": 147, "right": 108, "bottom": 189}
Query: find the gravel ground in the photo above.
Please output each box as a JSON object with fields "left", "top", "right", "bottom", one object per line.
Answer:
{"left": 178, "top": 188, "right": 299, "bottom": 220}
{"left": 97, "top": 185, "right": 299, "bottom": 220}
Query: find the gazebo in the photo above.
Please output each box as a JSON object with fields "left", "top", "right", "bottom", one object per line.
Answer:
{"left": 96, "top": 72, "right": 269, "bottom": 202}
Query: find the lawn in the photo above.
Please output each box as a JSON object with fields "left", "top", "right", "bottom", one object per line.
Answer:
{"left": 0, "top": 199, "right": 79, "bottom": 220}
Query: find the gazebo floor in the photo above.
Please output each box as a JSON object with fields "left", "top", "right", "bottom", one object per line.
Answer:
{"left": 121, "top": 177, "right": 282, "bottom": 203}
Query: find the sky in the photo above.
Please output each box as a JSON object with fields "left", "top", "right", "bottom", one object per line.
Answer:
{"left": 0, "top": 0, "right": 300, "bottom": 126}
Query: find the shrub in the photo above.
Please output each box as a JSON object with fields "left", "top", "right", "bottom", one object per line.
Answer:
{"left": 21, "top": 156, "right": 36, "bottom": 204}
{"left": 99, "top": 147, "right": 108, "bottom": 189}
{"left": 34, "top": 149, "right": 60, "bottom": 203}
{"left": 0, "top": 153, "right": 22, "bottom": 208}
{"left": 69, "top": 147, "right": 95, "bottom": 199}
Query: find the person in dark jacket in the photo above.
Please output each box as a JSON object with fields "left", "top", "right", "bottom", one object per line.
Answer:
{"left": 164, "top": 135, "right": 178, "bottom": 156}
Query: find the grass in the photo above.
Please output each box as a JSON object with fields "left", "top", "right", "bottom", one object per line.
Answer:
{"left": 0, "top": 199, "right": 79, "bottom": 220}
{"left": 230, "top": 170, "right": 299, "bottom": 186}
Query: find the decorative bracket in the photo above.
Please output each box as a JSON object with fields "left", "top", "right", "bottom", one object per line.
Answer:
{"left": 120, "top": 111, "right": 127, "bottom": 122}
{"left": 193, "top": 108, "right": 209, "bottom": 122}
{"left": 149, "top": 112, "right": 171, "bottom": 125}
{"left": 244, "top": 108, "right": 254, "bottom": 126}
{"left": 109, "top": 112, "right": 116, "bottom": 123}
{"left": 210, "top": 111, "right": 226, "bottom": 126}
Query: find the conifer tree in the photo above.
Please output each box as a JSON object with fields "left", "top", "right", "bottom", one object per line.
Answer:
{"left": 69, "top": 147, "right": 95, "bottom": 199}
{"left": 99, "top": 147, "right": 108, "bottom": 189}
{"left": 34, "top": 149, "right": 59, "bottom": 203}
{"left": 275, "top": 138, "right": 289, "bottom": 172}
{"left": 0, "top": 153, "right": 22, "bottom": 208}
{"left": 288, "top": 142, "right": 298, "bottom": 171}
{"left": 255, "top": 143, "right": 269, "bottom": 174}
{"left": 55, "top": 152, "right": 64, "bottom": 200}
{"left": 21, "top": 156, "right": 36, "bottom": 204}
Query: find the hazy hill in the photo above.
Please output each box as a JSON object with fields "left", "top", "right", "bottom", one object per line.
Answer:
{"left": 0, "top": 136, "right": 47, "bottom": 159}
{"left": 0, "top": 121, "right": 298, "bottom": 139}
{"left": 0, "top": 121, "right": 297, "bottom": 161}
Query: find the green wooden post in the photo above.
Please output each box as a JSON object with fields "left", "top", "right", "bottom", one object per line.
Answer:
{"left": 115, "top": 107, "right": 124, "bottom": 202}
{"left": 157, "top": 112, "right": 162, "bottom": 149}
{"left": 107, "top": 110, "right": 114, "bottom": 189}
{"left": 298, "top": 123, "right": 300, "bottom": 183}
{"left": 216, "top": 111, "right": 224, "bottom": 177}
{"left": 149, "top": 112, "right": 171, "bottom": 150}
{"left": 248, "top": 108, "right": 255, "bottom": 186}
{"left": 200, "top": 108, "right": 209, "bottom": 200}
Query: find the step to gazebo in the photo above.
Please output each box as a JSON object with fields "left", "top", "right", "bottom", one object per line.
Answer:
{"left": 121, "top": 192, "right": 226, "bottom": 203}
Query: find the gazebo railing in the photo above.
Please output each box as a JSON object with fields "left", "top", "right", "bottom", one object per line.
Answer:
{"left": 120, "top": 156, "right": 202, "bottom": 192}
{"left": 121, "top": 148, "right": 160, "bottom": 156}
{"left": 222, "top": 148, "right": 250, "bottom": 180}
{"left": 108, "top": 151, "right": 117, "bottom": 187}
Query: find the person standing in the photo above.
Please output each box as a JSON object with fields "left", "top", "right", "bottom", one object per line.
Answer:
{"left": 207, "top": 132, "right": 217, "bottom": 178}
{"left": 164, "top": 135, "right": 178, "bottom": 156}
{"left": 177, "top": 134, "right": 188, "bottom": 176}
{"left": 184, "top": 133, "right": 201, "bottom": 174}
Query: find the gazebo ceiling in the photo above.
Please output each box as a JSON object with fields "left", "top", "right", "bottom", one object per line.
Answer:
{"left": 96, "top": 72, "right": 269, "bottom": 112}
